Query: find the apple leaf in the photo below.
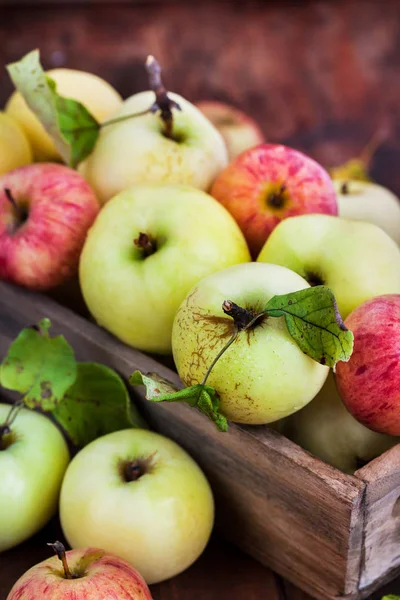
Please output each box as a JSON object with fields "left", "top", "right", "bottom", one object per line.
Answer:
{"left": 381, "top": 596, "right": 400, "bottom": 600}
{"left": 52, "top": 363, "right": 147, "bottom": 447}
{"left": 265, "top": 286, "right": 354, "bottom": 369}
{"left": 0, "top": 319, "right": 77, "bottom": 410}
{"left": 130, "top": 371, "right": 228, "bottom": 432}
{"left": 330, "top": 158, "right": 372, "bottom": 182}
{"left": 6, "top": 49, "right": 99, "bottom": 168}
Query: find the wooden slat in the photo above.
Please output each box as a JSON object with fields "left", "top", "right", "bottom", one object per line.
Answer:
{"left": 0, "top": 281, "right": 365, "bottom": 600}
{"left": 354, "top": 445, "right": 400, "bottom": 595}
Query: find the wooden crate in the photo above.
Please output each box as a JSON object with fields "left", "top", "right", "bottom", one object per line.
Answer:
{"left": 1, "top": 280, "right": 400, "bottom": 600}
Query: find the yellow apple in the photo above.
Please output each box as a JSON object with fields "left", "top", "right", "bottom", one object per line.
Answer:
{"left": 0, "top": 112, "right": 32, "bottom": 176}
{"left": 79, "top": 91, "right": 228, "bottom": 204}
{"left": 79, "top": 184, "right": 250, "bottom": 354}
{"left": 6, "top": 68, "right": 122, "bottom": 161}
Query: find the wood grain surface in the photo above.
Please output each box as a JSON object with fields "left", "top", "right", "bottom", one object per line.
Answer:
{"left": 1, "top": 0, "right": 400, "bottom": 194}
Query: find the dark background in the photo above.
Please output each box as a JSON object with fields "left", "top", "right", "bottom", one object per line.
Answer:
{"left": 1, "top": 0, "right": 400, "bottom": 194}
{"left": 1, "top": 1, "right": 400, "bottom": 598}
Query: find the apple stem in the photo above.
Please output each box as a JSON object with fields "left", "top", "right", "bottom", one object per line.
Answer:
{"left": 0, "top": 401, "right": 22, "bottom": 449}
{"left": 145, "top": 55, "right": 181, "bottom": 140}
{"left": 48, "top": 541, "right": 73, "bottom": 579}
{"left": 4, "top": 188, "right": 24, "bottom": 222}
{"left": 134, "top": 232, "right": 157, "bottom": 257}
{"left": 341, "top": 181, "right": 350, "bottom": 195}
{"left": 222, "top": 300, "right": 265, "bottom": 331}
{"left": 201, "top": 330, "right": 239, "bottom": 386}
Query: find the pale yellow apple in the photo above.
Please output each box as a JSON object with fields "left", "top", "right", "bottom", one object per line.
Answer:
{"left": 172, "top": 262, "right": 329, "bottom": 424}
{"left": 0, "top": 112, "right": 32, "bottom": 175}
{"left": 282, "top": 372, "right": 398, "bottom": 473}
{"left": 257, "top": 214, "right": 400, "bottom": 319}
{"left": 79, "top": 184, "right": 250, "bottom": 354}
{"left": 59, "top": 429, "right": 214, "bottom": 584}
{"left": 79, "top": 91, "right": 228, "bottom": 204}
{"left": 334, "top": 179, "right": 400, "bottom": 245}
{"left": 6, "top": 68, "right": 122, "bottom": 161}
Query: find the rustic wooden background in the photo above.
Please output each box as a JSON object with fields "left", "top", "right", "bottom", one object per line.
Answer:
{"left": 1, "top": 0, "right": 400, "bottom": 194}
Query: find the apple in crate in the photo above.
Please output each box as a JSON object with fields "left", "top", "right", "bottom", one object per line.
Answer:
{"left": 258, "top": 214, "right": 400, "bottom": 319}
{"left": 79, "top": 92, "right": 228, "bottom": 204}
{"left": 210, "top": 144, "right": 338, "bottom": 257}
{"left": 334, "top": 179, "right": 400, "bottom": 245}
{"left": 6, "top": 543, "right": 152, "bottom": 600}
{"left": 59, "top": 429, "right": 214, "bottom": 585}
{"left": 172, "top": 262, "right": 329, "bottom": 424}
{"left": 336, "top": 295, "right": 400, "bottom": 436}
{"left": 0, "top": 163, "right": 99, "bottom": 290}
{"left": 282, "top": 372, "right": 397, "bottom": 474}
{"left": 196, "top": 100, "right": 264, "bottom": 160}
{"left": 0, "top": 404, "right": 69, "bottom": 552}
{"left": 79, "top": 184, "right": 250, "bottom": 354}
{"left": 6, "top": 68, "right": 122, "bottom": 162}
{"left": 0, "top": 112, "right": 32, "bottom": 176}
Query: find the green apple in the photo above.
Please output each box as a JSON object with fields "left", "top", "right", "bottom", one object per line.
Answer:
{"left": 172, "top": 262, "right": 329, "bottom": 424}
{"left": 257, "top": 214, "right": 400, "bottom": 319}
{"left": 0, "top": 112, "right": 32, "bottom": 176}
{"left": 281, "top": 372, "right": 398, "bottom": 474}
{"left": 0, "top": 404, "right": 70, "bottom": 551}
{"left": 59, "top": 428, "right": 214, "bottom": 585}
{"left": 79, "top": 91, "right": 228, "bottom": 204}
{"left": 334, "top": 179, "right": 400, "bottom": 245}
{"left": 6, "top": 68, "right": 122, "bottom": 162}
{"left": 79, "top": 184, "right": 250, "bottom": 354}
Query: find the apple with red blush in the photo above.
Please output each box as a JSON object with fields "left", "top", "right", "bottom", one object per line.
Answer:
{"left": 6, "top": 541, "right": 153, "bottom": 600}
{"left": 0, "top": 163, "right": 99, "bottom": 291}
{"left": 211, "top": 143, "right": 338, "bottom": 257}
{"left": 196, "top": 100, "right": 265, "bottom": 160}
{"left": 336, "top": 295, "right": 400, "bottom": 436}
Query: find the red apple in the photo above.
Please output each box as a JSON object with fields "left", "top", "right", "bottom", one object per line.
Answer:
{"left": 0, "top": 163, "right": 99, "bottom": 290}
{"left": 196, "top": 100, "right": 264, "bottom": 160}
{"left": 336, "top": 295, "right": 400, "bottom": 436}
{"left": 210, "top": 143, "right": 338, "bottom": 257}
{"left": 6, "top": 543, "right": 153, "bottom": 600}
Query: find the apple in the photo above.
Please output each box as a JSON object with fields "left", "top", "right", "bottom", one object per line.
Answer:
{"left": 6, "top": 544, "right": 152, "bottom": 599}
{"left": 196, "top": 100, "right": 264, "bottom": 160}
{"left": 282, "top": 372, "right": 397, "bottom": 473}
{"left": 0, "top": 112, "right": 33, "bottom": 176}
{"left": 59, "top": 428, "right": 214, "bottom": 585}
{"left": 79, "top": 183, "right": 250, "bottom": 354}
{"left": 334, "top": 179, "right": 400, "bottom": 245}
{"left": 78, "top": 91, "right": 228, "bottom": 205}
{"left": 336, "top": 295, "right": 400, "bottom": 436}
{"left": 210, "top": 143, "right": 338, "bottom": 257}
{"left": 0, "top": 403, "right": 70, "bottom": 552}
{"left": 6, "top": 68, "right": 122, "bottom": 162}
{"left": 0, "top": 163, "right": 100, "bottom": 291}
{"left": 257, "top": 214, "right": 400, "bottom": 319}
{"left": 172, "top": 262, "right": 329, "bottom": 425}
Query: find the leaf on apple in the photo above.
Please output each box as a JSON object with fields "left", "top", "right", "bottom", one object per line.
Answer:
{"left": 6, "top": 49, "right": 99, "bottom": 168}
{"left": 381, "top": 596, "right": 400, "bottom": 600}
{"left": 0, "top": 318, "right": 77, "bottom": 410}
{"left": 130, "top": 371, "right": 228, "bottom": 432}
{"left": 52, "top": 363, "right": 147, "bottom": 447}
{"left": 265, "top": 286, "right": 354, "bottom": 369}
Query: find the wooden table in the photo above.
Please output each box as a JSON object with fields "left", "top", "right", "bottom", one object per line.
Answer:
{"left": 1, "top": 518, "right": 399, "bottom": 600}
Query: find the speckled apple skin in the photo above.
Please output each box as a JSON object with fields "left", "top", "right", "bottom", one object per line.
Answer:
{"left": 211, "top": 144, "right": 338, "bottom": 257}
{"left": 336, "top": 295, "right": 400, "bottom": 436}
{"left": 6, "top": 548, "right": 153, "bottom": 600}
{"left": 0, "top": 163, "right": 99, "bottom": 290}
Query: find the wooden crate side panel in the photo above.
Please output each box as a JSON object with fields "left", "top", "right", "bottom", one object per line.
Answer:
{"left": 355, "top": 445, "right": 400, "bottom": 591}
{"left": 0, "top": 282, "right": 364, "bottom": 599}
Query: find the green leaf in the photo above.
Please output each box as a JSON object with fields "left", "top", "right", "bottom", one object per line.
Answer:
{"left": 0, "top": 319, "right": 77, "bottom": 410}
{"left": 381, "top": 596, "right": 400, "bottom": 600}
{"left": 265, "top": 286, "right": 354, "bottom": 369}
{"left": 7, "top": 49, "right": 99, "bottom": 167}
{"left": 52, "top": 363, "right": 147, "bottom": 447}
{"left": 130, "top": 371, "right": 228, "bottom": 432}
